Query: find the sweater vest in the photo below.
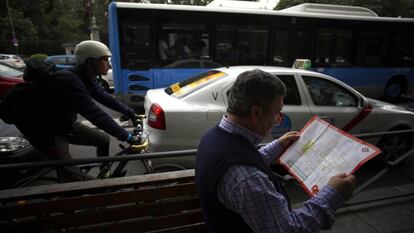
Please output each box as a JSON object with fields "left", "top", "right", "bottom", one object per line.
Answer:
{"left": 196, "top": 126, "right": 290, "bottom": 233}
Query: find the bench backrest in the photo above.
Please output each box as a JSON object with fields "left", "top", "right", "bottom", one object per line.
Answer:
{"left": 0, "top": 169, "right": 205, "bottom": 233}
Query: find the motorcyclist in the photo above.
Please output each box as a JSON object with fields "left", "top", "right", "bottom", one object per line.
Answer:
{"left": 31, "top": 40, "right": 140, "bottom": 180}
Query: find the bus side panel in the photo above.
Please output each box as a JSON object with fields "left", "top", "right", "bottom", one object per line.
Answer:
{"left": 108, "top": 2, "right": 124, "bottom": 101}
{"left": 314, "top": 67, "right": 414, "bottom": 98}
{"left": 121, "top": 68, "right": 154, "bottom": 103}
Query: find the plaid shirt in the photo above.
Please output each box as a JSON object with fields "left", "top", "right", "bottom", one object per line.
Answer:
{"left": 217, "top": 116, "right": 344, "bottom": 233}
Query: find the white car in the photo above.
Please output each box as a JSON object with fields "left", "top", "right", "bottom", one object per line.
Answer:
{"left": 143, "top": 66, "right": 414, "bottom": 168}
{"left": 0, "top": 54, "right": 25, "bottom": 70}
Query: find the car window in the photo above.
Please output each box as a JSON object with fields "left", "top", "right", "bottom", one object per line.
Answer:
{"left": 276, "top": 75, "right": 301, "bottom": 105}
{"left": 302, "top": 75, "right": 357, "bottom": 107}
{"left": 0, "top": 55, "right": 12, "bottom": 60}
{"left": 52, "top": 57, "right": 67, "bottom": 65}
{"left": 0, "top": 64, "right": 23, "bottom": 77}
{"left": 165, "top": 70, "right": 227, "bottom": 98}
{"left": 68, "top": 57, "right": 77, "bottom": 65}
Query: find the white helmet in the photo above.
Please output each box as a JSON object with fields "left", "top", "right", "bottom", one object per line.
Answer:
{"left": 74, "top": 40, "right": 112, "bottom": 64}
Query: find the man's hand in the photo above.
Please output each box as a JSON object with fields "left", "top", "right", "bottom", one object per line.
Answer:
{"left": 328, "top": 173, "right": 357, "bottom": 202}
{"left": 277, "top": 131, "right": 300, "bottom": 148}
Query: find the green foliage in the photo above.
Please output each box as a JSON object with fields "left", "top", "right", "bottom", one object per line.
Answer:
{"left": 0, "top": 0, "right": 89, "bottom": 56}
{"left": 0, "top": 3, "right": 38, "bottom": 55}
{"left": 30, "top": 53, "right": 48, "bottom": 60}
{"left": 0, "top": 0, "right": 412, "bottom": 56}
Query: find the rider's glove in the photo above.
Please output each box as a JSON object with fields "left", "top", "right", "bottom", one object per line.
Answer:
{"left": 126, "top": 133, "right": 141, "bottom": 145}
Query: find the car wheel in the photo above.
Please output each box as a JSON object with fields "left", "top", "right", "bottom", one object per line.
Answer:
{"left": 377, "top": 133, "right": 412, "bottom": 164}
{"left": 97, "top": 79, "right": 110, "bottom": 92}
{"left": 0, "top": 137, "right": 41, "bottom": 164}
{"left": 0, "top": 137, "right": 44, "bottom": 189}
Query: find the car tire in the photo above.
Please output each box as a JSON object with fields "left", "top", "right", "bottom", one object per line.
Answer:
{"left": 377, "top": 131, "right": 412, "bottom": 164}
{"left": 0, "top": 142, "right": 41, "bottom": 164}
{"left": 0, "top": 141, "right": 44, "bottom": 189}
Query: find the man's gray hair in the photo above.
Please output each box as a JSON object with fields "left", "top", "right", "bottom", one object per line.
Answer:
{"left": 227, "top": 69, "right": 286, "bottom": 117}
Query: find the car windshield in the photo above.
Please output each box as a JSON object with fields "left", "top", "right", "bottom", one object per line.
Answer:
{"left": 165, "top": 70, "right": 227, "bottom": 98}
{"left": 0, "top": 64, "right": 23, "bottom": 77}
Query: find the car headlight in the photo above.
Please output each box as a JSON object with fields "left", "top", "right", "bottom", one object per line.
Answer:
{"left": 0, "top": 137, "right": 31, "bottom": 153}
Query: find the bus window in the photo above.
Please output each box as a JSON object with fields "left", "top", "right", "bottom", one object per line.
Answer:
{"left": 357, "top": 31, "right": 387, "bottom": 66}
{"left": 293, "top": 30, "right": 313, "bottom": 62}
{"left": 315, "top": 29, "right": 332, "bottom": 67}
{"left": 273, "top": 29, "right": 290, "bottom": 66}
{"left": 333, "top": 30, "right": 352, "bottom": 67}
{"left": 157, "top": 16, "right": 209, "bottom": 67}
{"left": 391, "top": 32, "right": 414, "bottom": 67}
{"left": 314, "top": 29, "right": 352, "bottom": 67}
{"left": 120, "top": 20, "right": 152, "bottom": 70}
{"left": 216, "top": 23, "right": 268, "bottom": 65}
{"left": 122, "top": 21, "right": 151, "bottom": 47}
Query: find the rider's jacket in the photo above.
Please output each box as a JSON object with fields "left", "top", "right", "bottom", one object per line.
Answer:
{"left": 46, "top": 65, "right": 135, "bottom": 141}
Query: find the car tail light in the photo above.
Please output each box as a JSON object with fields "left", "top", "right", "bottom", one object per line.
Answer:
{"left": 148, "top": 103, "right": 166, "bottom": 130}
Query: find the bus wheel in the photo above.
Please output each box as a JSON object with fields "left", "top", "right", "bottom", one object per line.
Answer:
{"left": 377, "top": 131, "right": 412, "bottom": 164}
{"left": 384, "top": 77, "right": 407, "bottom": 102}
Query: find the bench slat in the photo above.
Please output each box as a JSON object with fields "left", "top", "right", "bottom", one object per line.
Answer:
{"left": 152, "top": 223, "right": 206, "bottom": 233}
{"left": 0, "top": 182, "right": 196, "bottom": 219}
{"left": 1, "top": 197, "right": 201, "bottom": 232}
{"left": 0, "top": 170, "right": 195, "bottom": 203}
{"left": 0, "top": 170, "right": 205, "bottom": 233}
{"left": 67, "top": 210, "right": 204, "bottom": 233}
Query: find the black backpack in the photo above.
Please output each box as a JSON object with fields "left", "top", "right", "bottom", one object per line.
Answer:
{"left": 0, "top": 58, "right": 57, "bottom": 125}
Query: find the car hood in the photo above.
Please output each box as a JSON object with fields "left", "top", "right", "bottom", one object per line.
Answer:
{"left": 368, "top": 98, "right": 412, "bottom": 113}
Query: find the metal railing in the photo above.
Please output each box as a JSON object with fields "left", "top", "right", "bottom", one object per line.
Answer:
{"left": 1, "top": 129, "right": 414, "bottom": 171}
{"left": 0, "top": 149, "right": 197, "bottom": 170}
{"left": 1, "top": 129, "right": 413, "bottom": 193}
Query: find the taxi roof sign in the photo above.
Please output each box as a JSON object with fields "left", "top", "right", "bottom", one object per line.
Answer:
{"left": 292, "top": 59, "right": 311, "bottom": 70}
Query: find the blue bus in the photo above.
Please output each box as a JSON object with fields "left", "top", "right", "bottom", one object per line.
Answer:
{"left": 108, "top": 2, "right": 414, "bottom": 108}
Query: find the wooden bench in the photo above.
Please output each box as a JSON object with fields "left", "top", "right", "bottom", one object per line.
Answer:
{"left": 0, "top": 169, "right": 205, "bottom": 233}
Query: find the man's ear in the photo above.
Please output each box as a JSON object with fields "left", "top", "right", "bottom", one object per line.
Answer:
{"left": 250, "top": 105, "right": 262, "bottom": 123}
{"left": 85, "top": 57, "right": 100, "bottom": 67}
{"left": 84, "top": 57, "right": 94, "bottom": 65}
